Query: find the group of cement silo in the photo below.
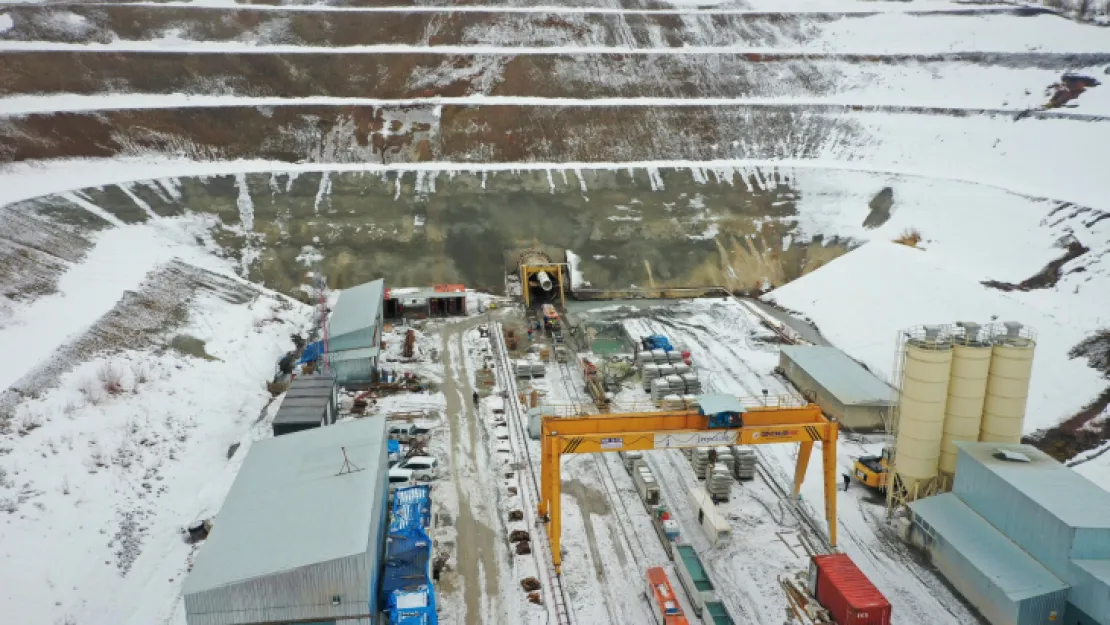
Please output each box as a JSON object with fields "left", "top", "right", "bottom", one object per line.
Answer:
{"left": 891, "top": 321, "right": 1036, "bottom": 499}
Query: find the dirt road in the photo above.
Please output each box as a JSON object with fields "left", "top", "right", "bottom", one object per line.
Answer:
{"left": 440, "top": 317, "right": 506, "bottom": 625}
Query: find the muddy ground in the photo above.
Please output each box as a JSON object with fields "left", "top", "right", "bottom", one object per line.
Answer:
{"left": 49, "top": 168, "right": 851, "bottom": 296}
{"left": 5, "top": 51, "right": 1109, "bottom": 99}
{"left": 0, "top": 5, "right": 1051, "bottom": 48}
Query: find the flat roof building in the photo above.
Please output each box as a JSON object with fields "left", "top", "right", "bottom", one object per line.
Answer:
{"left": 778, "top": 346, "right": 896, "bottom": 431}
{"left": 183, "top": 418, "right": 390, "bottom": 625}
{"left": 909, "top": 442, "right": 1110, "bottom": 625}
{"left": 271, "top": 374, "right": 337, "bottom": 437}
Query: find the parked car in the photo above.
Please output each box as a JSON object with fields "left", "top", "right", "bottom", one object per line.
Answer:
{"left": 387, "top": 421, "right": 435, "bottom": 443}
{"left": 388, "top": 467, "right": 416, "bottom": 493}
{"left": 400, "top": 456, "right": 439, "bottom": 481}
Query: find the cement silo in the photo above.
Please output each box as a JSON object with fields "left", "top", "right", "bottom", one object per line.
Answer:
{"left": 938, "top": 322, "right": 992, "bottom": 483}
{"left": 979, "top": 322, "right": 1036, "bottom": 444}
{"left": 893, "top": 325, "right": 953, "bottom": 497}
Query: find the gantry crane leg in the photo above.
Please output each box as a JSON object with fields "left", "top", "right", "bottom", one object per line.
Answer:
{"left": 823, "top": 425, "right": 839, "bottom": 547}
{"left": 794, "top": 441, "right": 814, "bottom": 496}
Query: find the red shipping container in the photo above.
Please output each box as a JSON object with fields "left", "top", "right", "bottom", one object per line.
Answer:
{"left": 808, "top": 554, "right": 892, "bottom": 625}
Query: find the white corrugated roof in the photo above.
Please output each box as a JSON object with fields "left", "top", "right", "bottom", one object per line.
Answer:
{"left": 329, "top": 279, "right": 384, "bottom": 339}
{"left": 183, "top": 418, "right": 387, "bottom": 594}
{"left": 780, "top": 345, "right": 897, "bottom": 406}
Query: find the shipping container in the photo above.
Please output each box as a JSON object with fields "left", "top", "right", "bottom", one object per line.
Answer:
{"left": 673, "top": 545, "right": 715, "bottom": 616}
{"left": 808, "top": 554, "right": 891, "bottom": 625}
{"left": 687, "top": 486, "right": 731, "bottom": 546}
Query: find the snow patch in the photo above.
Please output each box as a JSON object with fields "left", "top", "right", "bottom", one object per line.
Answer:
{"left": 234, "top": 173, "right": 254, "bottom": 230}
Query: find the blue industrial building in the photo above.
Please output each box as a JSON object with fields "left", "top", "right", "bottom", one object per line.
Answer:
{"left": 910, "top": 442, "right": 1110, "bottom": 625}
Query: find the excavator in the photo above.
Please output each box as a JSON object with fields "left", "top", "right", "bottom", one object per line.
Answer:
{"left": 853, "top": 447, "right": 891, "bottom": 492}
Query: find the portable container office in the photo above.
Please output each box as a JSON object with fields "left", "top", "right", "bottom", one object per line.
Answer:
{"left": 271, "top": 395, "right": 333, "bottom": 437}
{"left": 808, "top": 554, "right": 892, "bottom": 625}
{"left": 909, "top": 493, "right": 1069, "bottom": 625}
{"left": 687, "top": 486, "right": 731, "bottom": 546}
{"left": 674, "top": 544, "right": 716, "bottom": 616}
{"left": 284, "top": 374, "right": 337, "bottom": 420}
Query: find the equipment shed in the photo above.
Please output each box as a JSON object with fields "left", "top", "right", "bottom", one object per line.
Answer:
{"left": 183, "top": 418, "right": 390, "bottom": 625}
{"left": 327, "top": 279, "right": 385, "bottom": 382}
{"left": 910, "top": 493, "right": 1069, "bottom": 625}
{"left": 778, "top": 346, "right": 896, "bottom": 431}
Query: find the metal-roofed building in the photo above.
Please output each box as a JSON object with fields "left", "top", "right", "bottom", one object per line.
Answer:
{"left": 271, "top": 374, "right": 338, "bottom": 437}
{"left": 909, "top": 493, "right": 1069, "bottom": 625}
{"left": 327, "top": 279, "right": 385, "bottom": 383}
{"left": 183, "top": 418, "right": 389, "bottom": 625}
{"left": 908, "top": 441, "right": 1110, "bottom": 625}
{"left": 952, "top": 441, "right": 1110, "bottom": 625}
{"left": 778, "top": 346, "right": 896, "bottom": 431}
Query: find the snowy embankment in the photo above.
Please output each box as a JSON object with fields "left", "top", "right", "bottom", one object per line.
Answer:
{"left": 767, "top": 240, "right": 1106, "bottom": 432}
{"left": 0, "top": 179, "right": 313, "bottom": 624}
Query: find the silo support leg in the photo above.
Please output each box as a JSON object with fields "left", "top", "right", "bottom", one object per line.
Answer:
{"left": 793, "top": 441, "right": 813, "bottom": 497}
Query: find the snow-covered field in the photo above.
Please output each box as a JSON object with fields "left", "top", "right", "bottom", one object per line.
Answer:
{"left": 1, "top": 0, "right": 1108, "bottom": 623}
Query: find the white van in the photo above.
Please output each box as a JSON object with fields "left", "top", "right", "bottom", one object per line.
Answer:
{"left": 388, "top": 467, "right": 416, "bottom": 493}
{"left": 388, "top": 421, "right": 435, "bottom": 443}
{"left": 400, "top": 456, "right": 439, "bottom": 481}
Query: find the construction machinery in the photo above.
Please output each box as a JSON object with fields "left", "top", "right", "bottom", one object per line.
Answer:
{"left": 853, "top": 447, "right": 891, "bottom": 492}
{"left": 538, "top": 395, "right": 839, "bottom": 570}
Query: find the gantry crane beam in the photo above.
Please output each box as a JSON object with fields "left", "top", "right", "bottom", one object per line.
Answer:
{"left": 539, "top": 404, "right": 838, "bottom": 570}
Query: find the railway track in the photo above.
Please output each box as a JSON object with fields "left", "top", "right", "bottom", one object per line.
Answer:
{"left": 489, "top": 322, "right": 576, "bottom": 625}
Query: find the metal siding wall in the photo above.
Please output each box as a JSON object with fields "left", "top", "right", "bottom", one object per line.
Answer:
{"left": 1072, "top": 528, "right": 1110, "bottom": 561}
{"left": 843, "top": 405, "right": 885, "bottom": 431}
{"left": 1017, "top": 589, "right": 1069, "bottom": 625}
{"left": 329, "top": 327, "right": 377, "bottom": 353}
{"left": 928, "top": 532, "right": 1020, "bottom": 625}
{"left": 367, "top": 431, "right": 389, "bottom": 619}
{"left": 184, "top": 555, "right": 371, "bottom": 625}
{"left": 953, "top": 451, "right": 1076, "bottom": 579}
{"left": 1066, "top": 564, "right": 1110, "bottom": 625}
{"left": 1063, "top": 599, "right": 1108, "bottom": 625}
{"left": 334, "top": 358, "right": 374, "bottom": 385}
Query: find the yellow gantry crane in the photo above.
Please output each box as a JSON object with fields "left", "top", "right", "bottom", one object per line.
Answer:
{"left": 538, "top": 398, "right": 839, "bottom": 571}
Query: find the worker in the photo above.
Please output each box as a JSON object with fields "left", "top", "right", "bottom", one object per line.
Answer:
{"left": 842, "top": 473, "right": 851, "bottom": 492}
{"left": 472, "top": 390, "right": 479, "bottom": 407}
{"left": 527, "top": 328, "right": 534, "bottom": 341}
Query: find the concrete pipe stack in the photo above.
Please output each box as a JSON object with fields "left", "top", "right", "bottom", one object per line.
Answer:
{"left": 714, "top": 446, "right": 735, "bottom": 476}
{"left": 641, "top": 363, "right": 661, "bottom": 391}
{"left": 691, "top": 447, "right": 711, "bottom": 477}
{"left": 660, "top": 395, "right": 686, "bottom": 411}
{"left": 683, "top": 394, "right": 700, "bottom": 411}
{"left": 707, "top": 463, "right": 733, "bottom": 501}
{"left": 513, "top": 360, "right": 546, "bottom": 378}
{"left": 730, "top": 446, "right": 757, "bottom": 480}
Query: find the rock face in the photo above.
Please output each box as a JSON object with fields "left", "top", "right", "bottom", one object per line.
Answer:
{"left": 863, "top": 186, "right": 894, "bottom": 229}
